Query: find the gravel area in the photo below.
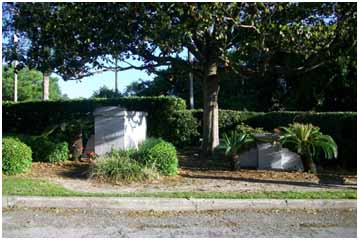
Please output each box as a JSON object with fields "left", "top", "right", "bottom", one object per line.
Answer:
{"left": 3, "top": 207, "right": 356, "bottom": 238}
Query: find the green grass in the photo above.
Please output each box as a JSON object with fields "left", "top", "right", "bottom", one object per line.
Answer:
{"left": 2, "top": 176, "right": 357, "bottom": 199}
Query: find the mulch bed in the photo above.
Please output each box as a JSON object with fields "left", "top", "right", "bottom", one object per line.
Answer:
{"left": 22, "top": 147, "right": 357, "bottom": 186}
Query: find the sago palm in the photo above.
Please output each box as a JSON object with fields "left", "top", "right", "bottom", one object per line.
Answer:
{"left": 279, "top": 123, "right": 337, "bottom": 173}
{"left": 219, "top": 131, "right": 255, "bottom": 170}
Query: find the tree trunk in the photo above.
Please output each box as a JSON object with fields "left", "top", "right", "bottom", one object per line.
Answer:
{"left": 188, "top": 50, "right": 194, "bottom": 109}
{"left": 231, "top": 154, "right": 240, "bottom": 171}
{"left": 201, "top": 62, "right": 220, "bottom": 158}
{"left": 43, "top": 72, "right": 49, "bottom": 101}
{"left": 13, "top": 61, "right": 18, "bottom": 102}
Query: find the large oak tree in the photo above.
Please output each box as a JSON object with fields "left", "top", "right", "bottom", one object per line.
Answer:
{"left": 8, "top": 2, "right": 356, "bottom": 156}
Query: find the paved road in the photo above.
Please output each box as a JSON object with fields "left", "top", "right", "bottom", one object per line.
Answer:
{"left": 2, "top": 207, "right": 356, "bottom": 238}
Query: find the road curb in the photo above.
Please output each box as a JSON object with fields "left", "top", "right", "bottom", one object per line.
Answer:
{"left": 3, "top": 196, "right": 357, "bottom": 211}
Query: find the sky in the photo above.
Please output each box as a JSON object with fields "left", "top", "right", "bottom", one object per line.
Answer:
{"left": 56, "top": 67, "right": 155, "bottom": 99}
{"left": 56, "top": 52, "right": 186, "bottom": 99}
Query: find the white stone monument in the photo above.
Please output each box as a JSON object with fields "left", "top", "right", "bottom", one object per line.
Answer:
{"left": 94, "top": 106, "right": 147, "bottom": 156}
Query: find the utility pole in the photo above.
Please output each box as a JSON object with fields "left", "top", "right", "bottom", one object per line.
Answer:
{"left": 188, "top": 49, "right": 194, "bottom": 109}
{"left": 115, "top": 56, "right": 118, "bottom": 93}
{"left": 13, "top": 33, "right": 18, "bottom": 102}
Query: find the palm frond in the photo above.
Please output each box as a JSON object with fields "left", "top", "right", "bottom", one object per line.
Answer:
{"left": 280, "top": 122, "right": 338, "bottom": 161}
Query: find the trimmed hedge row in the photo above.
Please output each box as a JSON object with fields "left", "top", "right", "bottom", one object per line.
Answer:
{"left": 182, "top": 109, "right": 357, "bottom": 169}
{"left": 3, "top": 98, "right": 356, "bottom": 169}
{"left": 3, "top": 96, "right": 186, "bottom": 141}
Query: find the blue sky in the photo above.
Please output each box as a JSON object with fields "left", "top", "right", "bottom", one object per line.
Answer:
{"left": 55, "top": 67, "right": 155, "bottom": 99}
{"left": 56, "top": 52, "right": 186, "bottom": 99}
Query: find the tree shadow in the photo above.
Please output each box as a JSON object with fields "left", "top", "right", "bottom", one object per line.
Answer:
{"left": 57, "top": 162, "right": 93, "bottom": 179}
{"left": 179, "top": 172, "right": 356, "bottom": 190}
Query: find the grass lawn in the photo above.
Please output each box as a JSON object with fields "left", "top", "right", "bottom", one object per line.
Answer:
{"left": 3, "top": 176, "right": 357, "bottom": 199}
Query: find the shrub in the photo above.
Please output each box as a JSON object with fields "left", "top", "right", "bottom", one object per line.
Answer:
{"left": 280, "top": 123, "right": 338, "bottom": 173}
{"left": 2, "top": 137, "right": 32, "bottom": 175}
{"left": 15, "top": 135, "right": 69, "bottom": 163}
{"left": 235, "top": 123, "right": 266, "bottom": 135}
{"left": 165, "top": 110, "right": 200, "bottom": 147}
{"left": 135, "top": 138, "right": 178, "bottom": 176}
{"left": 188, "top": 109, "right": 264, "bottom": 137}
{"left": 90, "top": 149, "right": 159, "bottom": 183}
{"left": 48, "top": 142, "right": 69, "bottom": 163}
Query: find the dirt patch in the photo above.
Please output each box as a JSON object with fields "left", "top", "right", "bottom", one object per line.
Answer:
{"left": 23, "top": 161, "right": 92, "bottom": 180}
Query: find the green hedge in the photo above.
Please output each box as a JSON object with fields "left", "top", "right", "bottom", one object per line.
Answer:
{"left": 3, "top": 96, "right": 186, "bottom": 143}
{"left": 3, "top": 98, "right": 356, "bottom": 169}
{"left": 2, "top": 137, "right": 32, "bottom": 175}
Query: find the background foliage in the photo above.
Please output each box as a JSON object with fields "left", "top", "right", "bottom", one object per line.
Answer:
{"left": 2, "top": 65, "right": 66, "bottom": 101}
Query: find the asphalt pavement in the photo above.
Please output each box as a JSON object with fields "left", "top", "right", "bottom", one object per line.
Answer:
{"left": 2, "top": 207, "right": 357, "bottom": 238}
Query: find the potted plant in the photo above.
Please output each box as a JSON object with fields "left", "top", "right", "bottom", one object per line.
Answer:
{"left": 279, "top": 123, "right": 338, "bottom": 173}
{"left": 219, "top": 131, "right": 255, "bottom": 170}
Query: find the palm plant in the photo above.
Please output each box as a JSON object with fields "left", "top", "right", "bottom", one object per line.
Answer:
{"left": 279, "top": 123, "right": 338, "bottom": 173}
{"left": 219, "top": 131, "right": 255, "bottom": 170}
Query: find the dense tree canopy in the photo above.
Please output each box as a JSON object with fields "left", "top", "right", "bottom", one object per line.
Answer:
{"left": 122, "top": 3, "right": 356, "bottom": 112}
{"left": 5, "top": 2, "right": 357, "bottom": 155}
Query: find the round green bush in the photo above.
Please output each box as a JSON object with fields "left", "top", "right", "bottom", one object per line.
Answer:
{"left": 136, "top": 138, "right": 178, "bottom": 176}
{"left": 2, "top": 137, "right": 32, "bottom": 175}
{"left": 48, "top": 142, "right": 69, "bottom": 163}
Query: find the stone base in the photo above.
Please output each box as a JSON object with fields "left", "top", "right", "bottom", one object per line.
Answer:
{"left": 239, "top": 148, "right": 258, "bottom": 168}
{"left": 237, "top": 144, "right": 304, "bottom": 171}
